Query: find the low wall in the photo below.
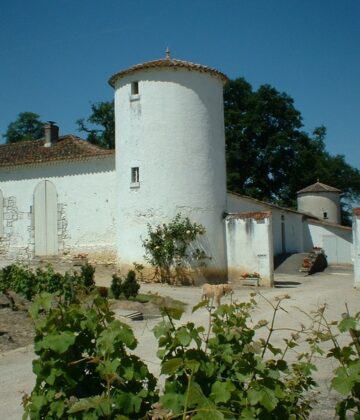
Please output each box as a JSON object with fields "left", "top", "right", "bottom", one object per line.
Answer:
{"left": 225, "top": 212, "right": 274, "bottom": 287}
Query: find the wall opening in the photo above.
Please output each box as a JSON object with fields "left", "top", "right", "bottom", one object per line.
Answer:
{"left": 131, "top": 81, "right": 139, "bottom": 95}
{"left": 130, "top": 167, "right": 140, "bottom": 188}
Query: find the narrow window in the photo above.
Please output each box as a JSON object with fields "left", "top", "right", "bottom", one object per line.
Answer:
{"left": 131, "top": 167, "right": 140, "bottom": 187}
{"left": 131, "top": 81, "right": 139, "bottom": 95}
{"left": 323, "top": 212, "right": 328, "bottom": 219}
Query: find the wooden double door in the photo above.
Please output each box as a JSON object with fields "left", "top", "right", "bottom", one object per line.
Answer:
{"left": 34, "top": 180, "right": 58, "bottom": 256}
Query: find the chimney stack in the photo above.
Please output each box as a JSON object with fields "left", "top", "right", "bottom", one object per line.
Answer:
{"left": 44, "top": 121, "right": 59, "bottom": 147}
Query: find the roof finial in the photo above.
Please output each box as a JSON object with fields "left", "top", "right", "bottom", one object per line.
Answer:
{"left": 165, "top": 47, "right": 171, "bottom": 60}
{"left": 317, "top": 178, "right": 320, "bottom": 183}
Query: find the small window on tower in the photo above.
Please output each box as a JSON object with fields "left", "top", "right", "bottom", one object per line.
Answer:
{"left": 323, "top": 212, "right": 328, "bottom": 219}
{"left": 130, "top": 167, "right": 140, "bottom": 188}
{"left": 131, "top": 81, "right": 139, "bottom": 95}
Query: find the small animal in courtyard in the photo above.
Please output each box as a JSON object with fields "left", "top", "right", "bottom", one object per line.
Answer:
{"left": 201, "top": 283, "right": 233, "bottom": 306}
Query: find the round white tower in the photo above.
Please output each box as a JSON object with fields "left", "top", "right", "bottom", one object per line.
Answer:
{"left": 297, "top": 181, "right": 341, "bottom": 224}
{"left": 109, "top": 54, "right": 228, "bottom": 282}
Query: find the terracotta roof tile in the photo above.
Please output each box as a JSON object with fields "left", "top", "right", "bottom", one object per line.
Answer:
{"left": 109, "top": 58, "right": 228, "bottom": 87}
{"left": 297, "top": 182, "right": 341, "bottom": 194}
{"left": 0, "top": 136, "right": 114, "bottom": 168}
{"left": 226, "top": 211, "right": 272, "bottom": 221}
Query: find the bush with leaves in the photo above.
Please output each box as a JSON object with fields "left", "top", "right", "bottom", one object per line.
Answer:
{"left": 110, "top": 270, "right": 140, "bottom": 300}
{"left": 143, "top": 213, "right": 209, "bottom": 284}
{"left": 154, "top": 296, "right": 317, "bottom": 419}
{"left": 110, "top": 274, "right": 123, "bottom": 300}
{"left": 23, "top": 292, "right": 157, "bottom": 419}
{"left": 0, "top": 264, "right": 37, "bottom": 305}
{"left": 0, "top": 263, "right": 97, "bottom": 307}
{"left": 309, "top": 306, "right": 360, "bottom": 419}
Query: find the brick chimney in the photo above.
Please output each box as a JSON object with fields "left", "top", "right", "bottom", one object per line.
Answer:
{"left": 44, "top": 121, "right": 59, "bottom": 147}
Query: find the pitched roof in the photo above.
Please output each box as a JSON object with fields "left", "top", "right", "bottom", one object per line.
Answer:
{"left": 228, "top": 191, "right": 310, "bottom": 217}
{"left": 109, "top": 58, "right": 228, "bottom": 87}
{"left": 0, "top": 136, "right": 114, "bottom": 168}
{"left": 297, "top": 181, "right": 341, "bottom": 194}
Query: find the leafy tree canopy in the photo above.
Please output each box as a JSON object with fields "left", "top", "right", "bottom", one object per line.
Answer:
{"left": 224, "top": 78, "right": 360, "bottom": 223}
{"left": 3, "top": 112, "right": 44, "bottom": 143}
{"left": 76, "top": 101, "right": 115, "bottom": 149}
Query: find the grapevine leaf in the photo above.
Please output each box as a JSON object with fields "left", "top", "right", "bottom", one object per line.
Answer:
{"left": 160, "top": 392, "right": 185, "bottom": 414}
{"left": 161, "top": 306, "right": 184, "bottom": 320}
{"left": 210, "top": 380, "right": 235, "bottom": 404}
{"left": 192, "top": 300, "right": 208, "bottom": 313}
{"left": 338, "top": 317, "right": 357, "bottom": 332}
{"left": 176, "top": 328, "right": 191, "bottom": 346}
{"left": 161, "top": 358, "right": 184, "bottom": 375}
{"left": 68, "top": 396, "right": 104, "bottom": 413}
{"left": 41, "top": 331, "right": 76, "bottom": 353}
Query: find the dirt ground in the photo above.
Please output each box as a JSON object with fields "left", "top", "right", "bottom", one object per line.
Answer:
{"left": 0, "top": 261, "right": 359, "bottom": 419}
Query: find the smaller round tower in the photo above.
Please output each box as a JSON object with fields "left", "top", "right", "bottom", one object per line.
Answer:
{"left": 297, "top": 181, "right": 341, "bottom": 224}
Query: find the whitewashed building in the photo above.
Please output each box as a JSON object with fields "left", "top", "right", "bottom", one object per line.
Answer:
{"left": 0, "top": 55, "right": 353, "bottom": 286}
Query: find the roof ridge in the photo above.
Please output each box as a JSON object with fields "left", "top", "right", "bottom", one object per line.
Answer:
{"left": 297, "top": 181, "right": 341, "bottom": 194}
{"left": 109, "top": 57, "right": 228, "bottom": 87}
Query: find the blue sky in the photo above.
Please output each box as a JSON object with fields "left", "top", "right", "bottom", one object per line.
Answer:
{"left": 0, "top": 0, "right": 359, "bottom": 168}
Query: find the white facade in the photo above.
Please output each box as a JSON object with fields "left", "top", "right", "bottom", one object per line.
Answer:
{"left": 113, "top": 66, "right": 228, "bottom": 280}
{"left": 0, "top": 157, "right": 116, "bottom": 262}
{"left": 228, "top": 193, "right": 305, "bottom": 255}
{"left": 227, "top": 192, "right": 352, "bottom": 267}
{"left": 304, "top": 220, "right": 352, "bottom": 265}
{"left": 226, "top": 212, "right": 274, "bottom": 286}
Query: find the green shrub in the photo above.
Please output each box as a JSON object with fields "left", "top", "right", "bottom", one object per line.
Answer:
{"left": 154, "top": 296, "right": 317, "bottom": 419}
{"left": 0, "top": 263, "right": 97, "bottom": 306}
{"left": 309, "top": 307, "right": 360, "bottom": 419}
{"left": 79, "top": 263, "right": 96, "bottom": 290}
{"left": 142, "top": 213, "right": 209, "bottom": 284}
{"left": 110, "top": 274, "right": 123, "bottom": 299}
{"left": 22, "top": 285, "right": 360, "bottom": 419}
{"left": 23, "top": 292, "right": 158, "bottom": 419}
{"left": 122, "top": 270, "right": 140, "bottom": 299}
{"left": 0, "top": 264, "right": 36, "bottom": 301}
{"left": 110, "top": 270, "right": 140, "bottom": 300}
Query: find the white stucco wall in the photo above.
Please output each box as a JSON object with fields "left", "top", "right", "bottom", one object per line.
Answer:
{"left": 227, "top": 193, "right": 304, "bottom": 255}
{"left": 352, "top": 210, "right": 360, "bottom": 288}
{"left": 0, "top": 157, "right": 116, "bottom": 261}
{"left": 114, "top": 68, "right": 227, "bottom": 280}
{"left": 304, "top": 220, "right": 352, "bottom": 265}
{"left": 271, "top": 211, "right": 304, "bottom": 255}
{"left": 297, "top": 192, "right": 341, "bottom": 224}
{"left": 225, "top": 213, "right": 274, "bottom": 287}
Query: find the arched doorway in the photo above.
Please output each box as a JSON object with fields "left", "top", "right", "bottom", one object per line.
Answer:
{"left": 34, "top": 180, "right": 58, "bottom": 256}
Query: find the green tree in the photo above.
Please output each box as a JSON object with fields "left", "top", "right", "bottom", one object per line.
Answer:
{"left": 3, "top": 112, "right": 44, "bottom": 143}
{"left": 224, "top": 78, "right": 360, "bottom": 221}
{"left": 77, "top": 101, "right": 115, "bottom": 149}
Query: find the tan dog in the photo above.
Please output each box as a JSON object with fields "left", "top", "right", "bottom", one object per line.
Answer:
{"left": 201, "top": 283, "right": 233, "bottom": 306}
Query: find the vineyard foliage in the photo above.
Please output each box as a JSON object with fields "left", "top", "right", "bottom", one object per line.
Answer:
{"left": 0, "top": 261, "right": 358, "bottom": 418}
